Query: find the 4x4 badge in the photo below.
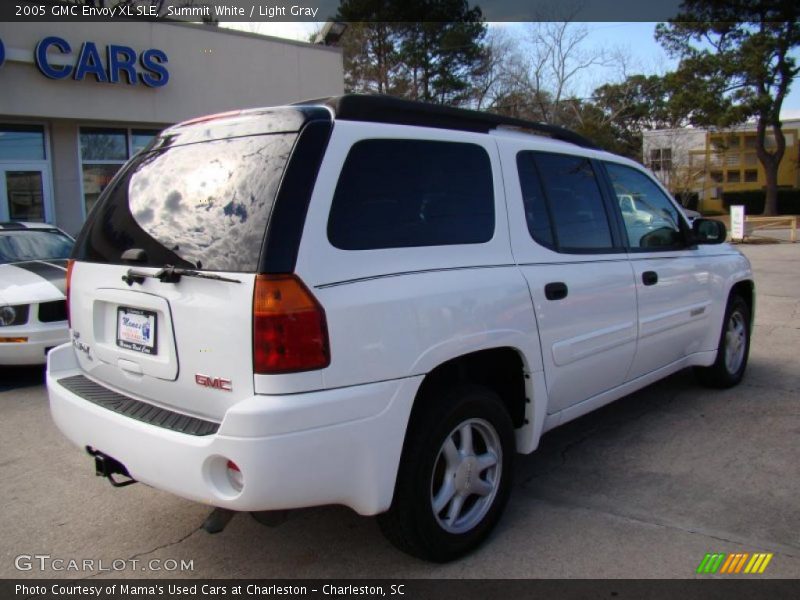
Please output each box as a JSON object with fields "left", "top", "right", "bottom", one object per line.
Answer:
{"left": 71, "top": 331, "right": 92, "bottom": 361}
{"left": 195, "top": 374, "right": 232, "bottom": 392}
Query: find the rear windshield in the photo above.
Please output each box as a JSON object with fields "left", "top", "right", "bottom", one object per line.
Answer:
{"left": 73, "top": 133, "right": 296, "bottom": 272}
{"left": 0, "top": 230, "right": 74, "bottom": 264}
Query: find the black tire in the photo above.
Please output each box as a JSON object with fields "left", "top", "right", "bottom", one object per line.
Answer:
{"left": 377, "top": 385, "right": 515, "bottom": 562}
{"left": 694, "top": 295, "right": 751, "bottom": 388}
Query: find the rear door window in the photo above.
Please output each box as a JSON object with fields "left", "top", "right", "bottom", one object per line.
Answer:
{"left": 328, "top": 139, "right": 494, "bottom": 250}
{"left": 517, "top": 151, "right": 614, "bottom": 252}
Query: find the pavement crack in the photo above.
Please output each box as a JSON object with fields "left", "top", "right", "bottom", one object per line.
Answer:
{"left": 127, "top": 525, "right": 202, "bottom": 562}
{"left": 77, "top": 525, "right": 202, "bottom": 580}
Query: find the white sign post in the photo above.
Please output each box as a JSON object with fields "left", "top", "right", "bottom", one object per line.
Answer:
{"left": 731, "top": 205, "right": 745, "bottom": 241}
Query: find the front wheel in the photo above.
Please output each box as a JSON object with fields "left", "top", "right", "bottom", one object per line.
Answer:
{"left": 378, "top": 385, "right": 515, "bottom": 562}
{"left": 695, "top": 295, "right": 751, "bottom": 388}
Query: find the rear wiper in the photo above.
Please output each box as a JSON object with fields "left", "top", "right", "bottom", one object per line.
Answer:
{"left": 121, "top": 266, "right": 241, "bottom": 286}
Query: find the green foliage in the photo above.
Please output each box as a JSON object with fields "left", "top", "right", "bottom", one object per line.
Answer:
{"left": 656, "top": 3, "right": 799, "bottom": 127}
{"left": 336, "top": 0, "right": 487, "bottom": 105}
{"left": 656, "top": 1, "right": 800, "bottom": 214}
{"left": 592, "top": 75, "right": 684, "bottom": 131}
{"left": 577, "top": 74, "right": 689, "bottom": 160}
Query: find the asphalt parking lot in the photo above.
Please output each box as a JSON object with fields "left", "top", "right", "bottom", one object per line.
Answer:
{"left": 1, "top": 243, "right": 798, "bottom": 579}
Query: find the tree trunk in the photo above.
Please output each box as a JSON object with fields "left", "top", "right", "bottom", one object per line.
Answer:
{"left": 762, "top": 164, "right": 779, "bottom": 216}
{"left": 754, "top": 117, "right": 785, "bottom": 217}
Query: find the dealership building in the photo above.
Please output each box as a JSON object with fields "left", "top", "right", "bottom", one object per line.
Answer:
{"left": 0, "top": 21, "right": 343, "bottom": 235}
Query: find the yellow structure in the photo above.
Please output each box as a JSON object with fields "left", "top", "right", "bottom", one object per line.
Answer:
{"left": 643, "top": 121, "right": 800, "bottom": 214}
{"left": 688, "top": 127, "right": 799, "bottom": 212}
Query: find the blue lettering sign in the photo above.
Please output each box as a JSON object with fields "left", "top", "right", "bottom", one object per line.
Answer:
{"left": 32, "top": 36, "right": 168, "bottom": 87}
{"left": 107, "top": 45, "right": 137, "bottom": 85}
{"left": 0, "top": 38, "right": 5, "bottom": 69}
{"left": 34, "top": 36, "right": 72, "bottom": 80}
{"left": 73, "top": 41, "right": 108, "bottom": 83}
{"left": 139, "top": 48, "right": 169, "bottom": 88}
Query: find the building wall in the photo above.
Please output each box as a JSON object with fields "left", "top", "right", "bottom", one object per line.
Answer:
{"left": 50, "top": 121, "right": 82, "bottom": 234}
{"left": 0, "top": 22, "right": 343, "bottom": 234}
{"left": 700, "top": 129, "right": 799, "bottom": 196}
{"left": 642, "top": 128, "right": 706, "bottom": 193}
{"left": 0, "top": 21, "right": 343, "bottom": 123}
{"left": 643, "top": 121, "right": 800, "bottom": 213}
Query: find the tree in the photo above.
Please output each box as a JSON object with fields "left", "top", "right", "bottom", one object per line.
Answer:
{"left": 335, "top": 0, "right": 487, "bottom": 106}
{"left": 520, "top": 21, "right": 615, "bottom": 126}
{"left": 470, "top": 29, "right": 515, "bottom": 110}
{"left": 578, "top": 74, "right": 689, "bottom": 160}
{"left": 656, "top": 1, "right": 800, "bottom": 215}
{"left": 477, "top": 21, "right": 623, "bottom": 129}
{"left": 396, "top": 1, "right": 486, "bottom": 105}
{"left": 338, "top": 22, "right": 406, "bottom": 96}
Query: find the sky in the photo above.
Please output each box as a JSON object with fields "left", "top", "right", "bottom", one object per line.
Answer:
{"left": 222, "top": 21, "right": 800, "bottom": 118}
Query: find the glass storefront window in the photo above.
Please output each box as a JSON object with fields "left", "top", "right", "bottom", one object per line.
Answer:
{"left": 0, "top": 125, "right": 45, "bottom": 160}
{"left": 80, "top": 127, "right": 161, "bottom": 215}
{"left": 131, "top": 129, "right": 160, "bottom": 154}
{"left": 6, "top": 171, "right": 45, "bottom": 221}
{"left": 80, "top": 128, "right": 128, "bottom": 161}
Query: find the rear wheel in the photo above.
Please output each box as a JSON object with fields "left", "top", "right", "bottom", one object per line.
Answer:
{"left": 378, "top": 385, "right": 514, "bottom": 562}
{"left": 695, "top": 295, "right": 751, "bottom": 388}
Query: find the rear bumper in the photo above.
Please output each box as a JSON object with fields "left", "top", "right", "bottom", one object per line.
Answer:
{"left": 46, "top": 344, "right": 420, "bottom": 515}
{"left": 0, "top": 321, "right": 68, "bottom": 365}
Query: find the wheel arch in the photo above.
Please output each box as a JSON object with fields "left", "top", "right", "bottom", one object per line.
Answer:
{"left": 409, "top": 346, "right": 534, "bottom": 443}
{"left": 729, "top": 279, "right": 755, "bottom": 330}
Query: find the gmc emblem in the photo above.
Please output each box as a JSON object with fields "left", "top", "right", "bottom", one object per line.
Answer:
{"left": 195, "top": 374, "right": 232, "bottom": 392}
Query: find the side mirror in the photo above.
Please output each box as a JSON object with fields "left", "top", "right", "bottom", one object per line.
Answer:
{"left": 692, "top": 218, "right": 727, "bottom": 245}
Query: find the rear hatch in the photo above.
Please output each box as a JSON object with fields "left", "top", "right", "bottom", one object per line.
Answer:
{"left": 68, "top": 108, "right": 325, "bottom": 421}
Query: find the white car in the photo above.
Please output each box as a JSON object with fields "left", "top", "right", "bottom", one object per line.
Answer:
{"left": 0, "top": 222, "right": 74, "bottom": 365}
{"left": 46, "top": 96, "right": 753, "bottom": 561}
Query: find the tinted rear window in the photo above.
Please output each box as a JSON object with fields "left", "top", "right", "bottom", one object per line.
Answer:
{"left": 74, "top": 133, "right": 296, "bottom": 272}
{"left": 328, "top": 139, "right": 494, "bottom": 250}
{"left": 520, "top": 152, "right": 613, "bottom": 252}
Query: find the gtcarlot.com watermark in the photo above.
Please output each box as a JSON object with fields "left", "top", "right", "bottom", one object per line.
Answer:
{"left": 14, "top": 554, "right": 194, "bottom": 573}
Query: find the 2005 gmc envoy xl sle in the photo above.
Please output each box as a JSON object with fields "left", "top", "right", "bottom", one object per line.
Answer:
{"left": 46, "top": 95, "right": 754, "bottom": 562}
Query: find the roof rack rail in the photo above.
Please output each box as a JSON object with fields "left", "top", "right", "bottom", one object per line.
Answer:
{"left": 293, "top": 94, "right": 599, "bottom": 149}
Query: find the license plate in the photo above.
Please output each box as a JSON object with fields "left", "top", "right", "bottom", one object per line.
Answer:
{"left": 116, "top": 307, "right": 157, "bottom": 355}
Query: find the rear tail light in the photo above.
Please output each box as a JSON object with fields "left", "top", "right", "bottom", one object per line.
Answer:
{"left": 65, "top": 259, "right": 75, "bottom": 328}
{"left": 253, "top": 274, "right": 330, "bottom": 374}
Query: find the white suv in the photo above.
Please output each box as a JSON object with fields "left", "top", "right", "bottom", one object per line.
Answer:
{"left": 47, "top": 95, "right": 753, "bottom": 562}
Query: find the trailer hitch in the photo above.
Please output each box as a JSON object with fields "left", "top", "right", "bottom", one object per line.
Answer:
{"left": 86, "top": 447, "right": 137, "bottom": 488}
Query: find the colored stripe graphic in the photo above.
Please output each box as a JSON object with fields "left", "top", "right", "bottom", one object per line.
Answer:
{"left": 697, "top": 553, "right": 726, "bottom": 574}
{"left": 726, "top": 553, "right": 749, "bottom": 573}
{"left": 759, "top": 554, "right": 773, "bottom": 573}
{"left": 698, "top": 552, "right": 774, "bottom": 574}
{"left": 744, "top": 553, "right": 773, "bottom": 574}
{"left": 719, "top": 554, "right": 736, "bottom": 573}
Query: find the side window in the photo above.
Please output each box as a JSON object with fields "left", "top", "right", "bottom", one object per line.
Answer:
{"left": 605, "top": 162, "right": 685, "bottom": 250}
{"left": 516, "top": 152, "right": 555, "bottom": 248}
{"left": 517, "top": 151, "right": 614, "bottom": 252}
{"left": 328, "top": 139, "right": 494, "bottom": 250}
